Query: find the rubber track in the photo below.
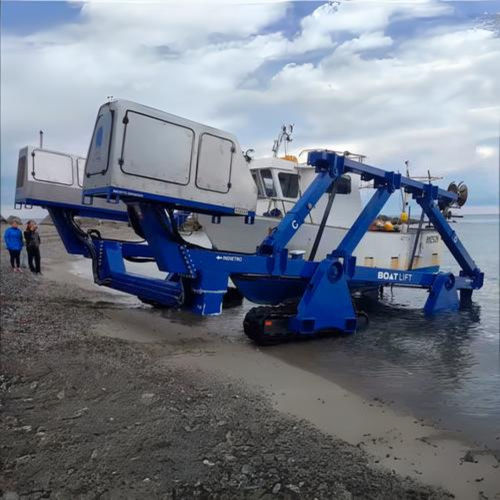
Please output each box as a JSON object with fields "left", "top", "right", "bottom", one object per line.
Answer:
{"left": 244, "top": 304, "right": 369, "bottom": 345}
{"left": 243, "top": 305, "right": 296, "bottom": 346}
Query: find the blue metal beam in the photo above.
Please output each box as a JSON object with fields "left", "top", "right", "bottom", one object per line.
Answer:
{"left": 342, "top": 157, "right": 457, "bottom": 202}
{"left": 417, "top": 197, "right": 480, "bottom": 280}
{"left": 258, "top": 155, "right": 344, "bottom": 255}
{"left": 350, "top": 266, "right": 475, "bottom": 290}
{"left": 98, "top": 240, "right": 183, "bottom": 307}
{"left": 332, "top": 187, "right": 391, "bottom": 258}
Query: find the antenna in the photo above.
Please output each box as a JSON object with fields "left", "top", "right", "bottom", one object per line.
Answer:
{"left": 39, "top": 130, "right": 44, "bottom": 148}
{"left": 272, "top": 124, "right": 294, "bottom": 157}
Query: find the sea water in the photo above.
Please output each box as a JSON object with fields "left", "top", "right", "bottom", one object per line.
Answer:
{"left": 271, "top": 214, "right": 499, "bottom": 450}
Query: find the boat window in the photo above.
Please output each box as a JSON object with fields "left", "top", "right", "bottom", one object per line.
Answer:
{"left": 260, "top": 169, "right": 276, "bottom": 197}
{"left": 278, "top": 173, "right": 299, "bottom": 199}
{"left": 251, "top": 172, "right": 265, "bottom": 198}
{"left": 336, "top": 175, "right": 351, "bottom": 195}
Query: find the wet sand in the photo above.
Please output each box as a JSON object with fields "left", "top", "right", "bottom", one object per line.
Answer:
{"left": 84, "top": 305, "right": 500, "bottom": 499}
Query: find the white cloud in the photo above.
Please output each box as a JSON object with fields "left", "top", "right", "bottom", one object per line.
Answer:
{"left": 297, "top": 0, "right": 451, "bottom": 38}
{"left": 1, "top": 0, "right": 499, "bottom": 210}
{"left": 335, "top": 30, "right": 393, "bottom": 53}
{"left": 78, "top": 1, "right": 287, "bottom": 51}
{"left": 263, "top": 26, "right": 500, "bottom": 179}
{"left": 476, "top": 145, "right": 497, "bottom": 159}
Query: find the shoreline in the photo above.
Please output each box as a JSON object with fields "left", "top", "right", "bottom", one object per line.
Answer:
{"left": 55, "top": 232, "right": 500, "bottom": 498}
{"left": 2, "top": 224, "right": 499, "bottom": 499}
{"left": 84, "top": 303, "right": 500, "bottom": 499}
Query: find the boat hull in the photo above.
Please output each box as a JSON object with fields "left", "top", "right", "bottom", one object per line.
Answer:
{"left": 198, "top": 215, "right": 442, "bottom": 271}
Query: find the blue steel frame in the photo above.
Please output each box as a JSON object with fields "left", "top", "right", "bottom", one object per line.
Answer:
{"left": 83, "top": 186, "right": 256, "bottom": 218}
{"left": 16, "top": 197, "right": 128, "bottom": 222}
{"left": 23, "top": 150, "right": 484, "bottom": 337}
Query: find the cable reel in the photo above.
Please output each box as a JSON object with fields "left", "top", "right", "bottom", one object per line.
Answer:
{"left": 439, "top": 181, "right": 468, "bottom": 214}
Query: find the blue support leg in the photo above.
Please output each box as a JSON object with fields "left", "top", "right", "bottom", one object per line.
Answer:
{"left": 459, "top": 287, "right": 473, "bottom": 308}
{"left": 290, "top": 258, "right": 357, "bottom": 334}
{"left": 189, "top": 270, "right": 229, "bottom": 316}
{"left": 48, "top": 208, "right": 90, "bottom": 256}
{"left": 424, "top": 273, "right": 459, "bottom": 315}
{"left": 129, "top": 203, "right": 231, "bottom": 315}
{"left": 133, "top": 203, "right": 192, "bottom": 275}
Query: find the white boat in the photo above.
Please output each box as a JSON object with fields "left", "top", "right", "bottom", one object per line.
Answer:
{"left": 198, "top": 151, "right": 442, "bottom": 271}
{"left": 15, "top": 105, "right": 446, "bottom": 274}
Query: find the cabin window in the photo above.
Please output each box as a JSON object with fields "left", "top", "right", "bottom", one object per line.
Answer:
{"left": 122, "top": 110, "right": 193, "bottom": 185}
{"left": 336, "top": 175, "right": 351, "bottom": 195}
{"left": 278, "top": 173, "right": 299, "bottom": 199}
{"left": 251, "top": 172, "right": 265, "bottom": 198}
{"left": 31, "top": 150, "right": 74, "bottom": 186}
{"left": 196, "top": 133, "right": 233, "bottom": 193}
{"left": 260, "top": 169, "right": 276, "bottom": 197}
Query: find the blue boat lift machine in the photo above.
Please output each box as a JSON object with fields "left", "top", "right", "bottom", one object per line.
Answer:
{"left": 15, "top": 100, "right": 483, "bottom": 344}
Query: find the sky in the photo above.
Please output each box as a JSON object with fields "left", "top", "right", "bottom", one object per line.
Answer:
{"left": 1, "top": 0, "right": 499, "bottom": 218}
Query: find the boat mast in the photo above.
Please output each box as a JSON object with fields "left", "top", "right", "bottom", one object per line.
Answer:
{"left": 272, "top": 124, "right": 294, "bottom": 157}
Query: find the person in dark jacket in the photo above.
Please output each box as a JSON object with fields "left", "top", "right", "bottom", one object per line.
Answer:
{"left": 4, "top": 220, "right": 24, "bottom": 272}
{"left": 24, "top": 220, "right": 42, "bottom": 274}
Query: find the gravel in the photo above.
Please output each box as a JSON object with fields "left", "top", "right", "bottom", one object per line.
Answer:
{"left": 0, "top": 228, "right": 452, "bottom": 499}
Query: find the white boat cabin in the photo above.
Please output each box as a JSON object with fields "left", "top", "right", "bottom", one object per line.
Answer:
{"left": 200, "top": 151, "right": 442, "bottom": 270}
{"left": 248, "top": 154, "right": 363, "bottom": 229}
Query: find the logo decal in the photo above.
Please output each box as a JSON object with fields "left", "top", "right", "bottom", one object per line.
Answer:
{"left": 216, "top": 255, "right": 243, "bottom": 262}
{"left": 377, "top": 271, "right": 412, "bottom": 282}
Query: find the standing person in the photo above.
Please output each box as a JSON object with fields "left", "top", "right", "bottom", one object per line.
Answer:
{"left": 24, "top": 220, "right": 42, "bottom": 274}
{"left": 4, "top": 220, "right": 24, "bottom": 272}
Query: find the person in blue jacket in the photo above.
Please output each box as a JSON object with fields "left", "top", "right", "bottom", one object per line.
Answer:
{"left": 4, "top": 220, "right": 24, "bottom": 272}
